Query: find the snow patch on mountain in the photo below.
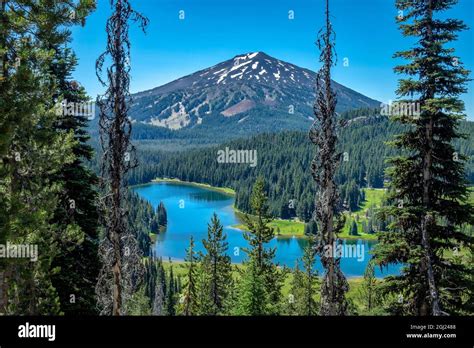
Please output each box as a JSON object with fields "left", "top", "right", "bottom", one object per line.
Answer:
{"left": 127, "top": 51, "right": 381, "bottom": 131}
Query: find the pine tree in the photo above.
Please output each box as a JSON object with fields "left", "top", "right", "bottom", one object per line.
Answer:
{"left": 310, "top": 0, "right": 348, "bottom": 315}
{"left": 357, "top": 260, "right": 381, "bottom": 314}
{"left": 164, "top": 263, "right": 176, "bottom": 316}
{"left": 199, "top": 213, "right": 232, "bottom": 315}
{"left": 157, "top": 201, "right": 167, "bottom": 228}
{"left": 152, "top": 258, "right": 166, "bottom": 315}
{"left": 151, "top": 201, "right": 167, "bottom": 234}
{"left": 144, "top": 256, "right": 156, "bottom": 307}
{"left": 304, "top": 220, "right": 318, "bottom": 236}
{"left": 287, "top": 240, "right": 319, "bottom": 316}
{"left": 239, "top": 177, "right": 284, "bottom": 314}
{"left": 153, "top": 278, "right": 165, "bottom": 315}
{"left": 242, "top": 177, "right": 275, "bottom": 269}
{"left": 349, "top": 220, "right": 359, "bottom": 236}
{"left": 235, "top": 261, "right": 267, "bottom": 316}
{"left": 287, "top": 262, "right": 303, "bottom": 315}
{"left": 195, "top": 263, "right": 213, "bottom": 315}
{"left": 373, "top": 0, "right": 473, "bottom": 316}
{"left": 300, "top": 239, "right": 319, "bottom": 315}
{"left": 179, "top": 236, "right": 198, "bottom": 315}
{"left": 29, "top": 0, "right": 100, "bottom": 316}
{"left": 0, "top": 0, "right": 79, "bottom": 314}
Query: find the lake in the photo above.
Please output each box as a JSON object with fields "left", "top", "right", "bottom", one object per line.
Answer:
{"left": 133, "top": 182, "right": 401, "bottom": 277}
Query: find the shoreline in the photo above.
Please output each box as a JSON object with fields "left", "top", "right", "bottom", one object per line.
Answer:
{"left": 137, "top": 178, "right": 378, "bottom": 241}
{"left": 150, "top": 177, "right": 236, "bottom": 196}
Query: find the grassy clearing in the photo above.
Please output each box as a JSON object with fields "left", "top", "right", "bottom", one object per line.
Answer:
{"left": 338, "top": 188, "right": 385, "bottom": 241}
{"left": 270, "top": 219, "right": 305, "bottom": 237}
{"left": 233, "top": 189, "right": 386, "bottom": 240}
{"left": 233, "top": 210, "right": 305, "bottom": 237}
{"left": 360, "top": 188, "right": 385, "bottom": 211}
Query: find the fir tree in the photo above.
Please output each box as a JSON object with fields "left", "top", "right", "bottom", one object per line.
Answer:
{"left": 287, "top": 262, "right": 303, "bottom": 315}
{"left": 144, "top": 256, "right": 157, "bottom": 307}
{"left": 195, "top": 263, "right": 213, "bottom": 315}
{"left": 357, "top": 260, "right": 381, "bottom": 314}
{"left": 239, "top": 177, "right": 284, "bottom": 314}
{"left": 349, "top": 220, "right": 359, "bottom": 236}
{"left": 32, "top": 0, "right": 100, "bottom": 316}
{"left": 152, "top": 258, "right": 166, "bottom": 315}
{"left": 287, "top": 240, "right": 319, "bottom": 316}
{"left": 179, "top": 236, "right": 198, "bottom": 315}
{"left": 242, "top": 177, "right": 275, "bottom": 269}
{"left": 0, "top": 0, "right": 79, "bottom": 314}
{"left": 235, "top": 261, "right": 267, "bottom": 316}
{"left": 151, "top": 201, "right": 167, "bottom": 233}
{"left": 157, "top": 201, "right": 167, "bottom": 228}
{"left": 304, "top": 220, "right": 318, "bottom": 236}
{"left": 199, "top": 213, "right": 232, "bottom": 315}
{"left": 300, "top": 239, "right": 319, "bottom": 315}
{"left": 373, "top": 0, "right": 473, "bottom": 316}
{"left": 124, "top": 287, "right": 151, "bottom": 315}
{"left": 164, "top": 263, "right": 177, "bottom": 316}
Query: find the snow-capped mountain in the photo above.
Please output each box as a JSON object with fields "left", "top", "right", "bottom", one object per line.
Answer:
{"left": 128, "top": 52, "right": 380, "bottom": 131}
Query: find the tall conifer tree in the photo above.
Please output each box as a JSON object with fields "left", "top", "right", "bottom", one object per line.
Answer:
{"left": 239, "top": 177, "right": 284, "bottom": 314}
{"left": 373, "top": 0, "right": 473, "bottom": 315}
{"left": 0, "top": 0, "right": 80, "bottom": 314}
{"left": 179, "top": 236, "right": 198, "bottom": 316}
{"left": 32, "top": 0, "right": 100, "bottom": 316}
{"left": 198, "top": 213, "right": 232, "bottom": 315}
{"left": 300, "top": 238, "right": 319, "bottom": 315}
{"left": 152, "top": 264, "right": 166, "bottom": 316}
{"left": 165, "top": 264, "right": 177, "bottom": 316}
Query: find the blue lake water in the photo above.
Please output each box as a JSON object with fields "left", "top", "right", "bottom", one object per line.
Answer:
{"left": 133, "top": 182, "right": 401, "bottom": 277}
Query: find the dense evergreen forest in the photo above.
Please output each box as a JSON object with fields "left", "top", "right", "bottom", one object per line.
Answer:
{"left": 126, "top": 111, "right": 474, "bottom": 221}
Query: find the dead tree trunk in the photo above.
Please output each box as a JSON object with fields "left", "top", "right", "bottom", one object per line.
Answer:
{"left": 310, "top": 0, "right": 348, "bottom": 316}
{"left": 95, "top": 0, "right": 148, "bottom": 315}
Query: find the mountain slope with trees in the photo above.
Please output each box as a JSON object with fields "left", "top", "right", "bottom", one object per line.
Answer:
{"left": 128, "top": 111, "right": 474, "bottom": 222}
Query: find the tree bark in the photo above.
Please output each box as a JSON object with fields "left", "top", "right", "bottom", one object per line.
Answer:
{"left": 110, "top": 0, "right": 124, "bottom": 316}
{"left": 420, "top": 0, "right": 442, "bottom": 316}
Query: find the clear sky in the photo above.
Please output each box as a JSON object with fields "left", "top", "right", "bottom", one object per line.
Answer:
{"left": 71, "top": 0, "right": 474, "bottom": 117}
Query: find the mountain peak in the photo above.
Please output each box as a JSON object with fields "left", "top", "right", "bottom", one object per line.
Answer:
{"left": 232, "top": 51, "right": 269, "bottom": 61}
{"left": 202, "top": 50, "right": 308, "bottom": 87}
{"left": 129, "top": 52, "right": 380, "bottom": 130}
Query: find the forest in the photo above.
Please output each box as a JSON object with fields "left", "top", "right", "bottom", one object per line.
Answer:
{"left": 126, "top": 111, "right": 474, "bottom": 221}
{"left": 0, "top": 0, "right": 473, "bottom": 320}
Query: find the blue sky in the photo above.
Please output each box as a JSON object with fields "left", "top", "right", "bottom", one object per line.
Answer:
{"left": 71, "top": 0, "right": 474, "bottom": 117}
